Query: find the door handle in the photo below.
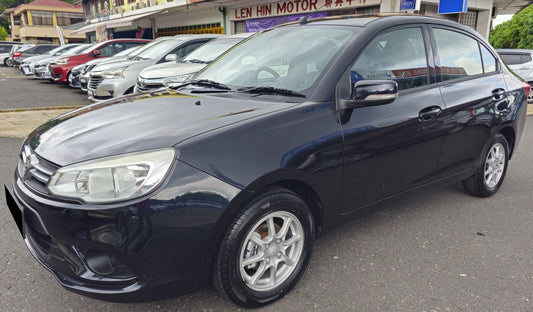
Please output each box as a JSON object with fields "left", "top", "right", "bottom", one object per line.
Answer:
{"left": 419, "top": 106, "right": 442, "bottom": 121}
{"left": 492, "top": 88, "right": 506, "bottom": 100}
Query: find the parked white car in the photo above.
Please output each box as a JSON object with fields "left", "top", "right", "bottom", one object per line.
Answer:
{"left": 497, "top": 49, "right": 533, "bottom": 102}
{"left": 135, "top": 33, "right": 253, "bottom": 93}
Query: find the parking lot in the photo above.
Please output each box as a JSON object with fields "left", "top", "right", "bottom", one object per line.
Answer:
{"left": 1, "top": 65, "right": 533, "bottom": 311}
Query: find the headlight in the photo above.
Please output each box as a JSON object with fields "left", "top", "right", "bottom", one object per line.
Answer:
{"left": 163, "top": 74, "right": 193, "bottom": 87}
{"left": 48, "top": 148, "right": 176, "bottom": 204}
{"left": 55, "top": 58, "right": 68, "bottom": 65}
{"left": 101, "top": 67, "right": 127, "bottom": 79}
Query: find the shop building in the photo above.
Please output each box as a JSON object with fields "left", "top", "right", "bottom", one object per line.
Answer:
{"left": 1, "top": 0, "right": 86, "bottom": 44}
{"left": 70, "top": 0, "right": 529, "bottom": 42}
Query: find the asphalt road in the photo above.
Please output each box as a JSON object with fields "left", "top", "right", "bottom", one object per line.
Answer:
{"left": 0, "top": 64, "right": 532, "bottom": 311}
{"left": 0, "top": 66, "right": 91, "bottom": 110}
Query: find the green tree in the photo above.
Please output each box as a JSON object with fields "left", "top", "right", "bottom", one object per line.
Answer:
{"left": 0, "top": 26, "right": 7, "bottom": 40}
{"left": 490, "top": 4, "right": 533, "bottom": 49}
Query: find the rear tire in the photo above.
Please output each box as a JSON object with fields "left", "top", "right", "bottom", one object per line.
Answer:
{"left": 212, "top": 187, "right": 314, "bottom": 308}
{"left": 463, "top": 133, "right": 509, "bottom": 197}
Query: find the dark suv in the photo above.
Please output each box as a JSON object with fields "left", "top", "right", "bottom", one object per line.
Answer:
{"left": 4, "top": 15, "right": 529, "bottom": 308}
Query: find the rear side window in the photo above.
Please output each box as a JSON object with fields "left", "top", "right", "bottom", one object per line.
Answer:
{"left": 480, "top": 45, "right": 497, "bottom": 73}
{"left": 433, "top": 28, "right": 482, "bottom": 81}
{"left": 350, "top": 27, "right": 429, "bottom": 91}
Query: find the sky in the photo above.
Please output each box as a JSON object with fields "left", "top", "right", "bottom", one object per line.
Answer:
{"left": 492, "top": 14, "right": 513, "bottom": 28}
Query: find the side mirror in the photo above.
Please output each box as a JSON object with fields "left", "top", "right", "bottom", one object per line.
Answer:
{"left": 93, "top": 50, "right": 101, "bottom": 57}
{"left": 339, "top": 80, "right": 398, "bottom": 110}
{"left": 165, "top": 54, "right": 177, "bottom": 62}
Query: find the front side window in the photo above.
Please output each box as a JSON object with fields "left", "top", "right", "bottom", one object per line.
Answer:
{"left": 350, "top": 27, "right": 429, "bottom": 91}
{"left": 433, "top": 28, "right": 483, "bottom": 81}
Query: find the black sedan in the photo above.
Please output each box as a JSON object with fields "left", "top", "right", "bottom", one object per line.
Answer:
{"left": 4, "top": 14, "right": 529, "bottom": 308}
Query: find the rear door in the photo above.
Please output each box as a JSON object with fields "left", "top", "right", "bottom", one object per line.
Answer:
{"left": 430, "top": 26, "right": 508, "bottom": 175}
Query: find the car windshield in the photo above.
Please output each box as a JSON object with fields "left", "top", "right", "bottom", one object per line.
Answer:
{"left": 182, "top": 38, "right": 242, "bottom": 64}
{"left": 114, "top": 46, "right": 141, "bottom": 57}
{"left": 195, "top": 26, "right": 357, "bottom": 93}
{"left": 65, "top": 44, "right": 93, "bottom": 55}
{"left": 135, "top": 39, "right": 181, "bottom": 60}
{"left": 45, "top": 45, "right": 70, "bottom": 55}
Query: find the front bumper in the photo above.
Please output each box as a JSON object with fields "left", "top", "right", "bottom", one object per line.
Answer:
{"left": 87, "top": 76, "right": 133, "bottom": 101}
{"left": 4, "top": 149, "right": 241, "bottom": 301}
{"left": 34, "top": 66, "right": 51, "bottom": 80}
{"left": 49, "top": 64, "right": 68, "bottom": 82}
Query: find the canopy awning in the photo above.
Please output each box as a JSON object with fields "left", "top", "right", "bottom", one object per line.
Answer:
{"left": 72, "top": 10, "right": 163, "bottom": 35}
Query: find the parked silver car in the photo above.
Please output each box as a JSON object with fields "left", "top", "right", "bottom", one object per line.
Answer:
{"left": 135, "top": 33, "right": 253, "bottom": 93}
{"left": 20, "top": 44, "right": 84, "bottom": 76}
{"left": 70, "top": 46, "right": 145, "bottom": 89}
{"left": 497, "top": 49, "right": 533, "bottom": 102}
{"left": 87, "top": 35, "right": 219, "bottom": 101}
{"left": 33, "top": 44, "right": 92, "bottom": 80}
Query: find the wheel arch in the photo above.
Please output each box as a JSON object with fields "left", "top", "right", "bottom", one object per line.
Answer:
{"left": 499, "top": 126, "right": 516, "bottom": 159}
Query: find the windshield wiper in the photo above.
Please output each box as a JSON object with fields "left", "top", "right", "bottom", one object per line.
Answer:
{"left": 237, "top": 86, "right": 305, "bottom": 98}
{"left": 175, "top": 79, "right": 232, "bottom": 91}
{"left": 184, "top": 59, "right": 208, "bottom": 64}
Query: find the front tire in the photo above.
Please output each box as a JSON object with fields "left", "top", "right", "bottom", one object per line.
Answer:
{"left": 463, "top": 133, "right": 509, "bottom": 197}
{"left": 213, "top": 187, "right": 314, "bottom": 308}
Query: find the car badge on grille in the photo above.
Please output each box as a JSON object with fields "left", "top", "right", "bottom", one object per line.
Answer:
{"left": 24, "top": 154, "right": 39, "bottom": 178}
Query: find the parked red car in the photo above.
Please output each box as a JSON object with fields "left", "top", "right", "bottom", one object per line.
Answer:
{"left": 49, "top": 39, "right": 150, "bottom": 83}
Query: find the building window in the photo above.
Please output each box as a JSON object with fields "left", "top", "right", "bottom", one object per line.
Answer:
{"left": 56, "top": 12, "right": 84, "bottom": 26}
{"left": 458, "top": 10, "right": 478, "bottom": 30}
{"left": 31, "top": 11, "right": 53, "bottom": 26}
{"left": 234, "top": 21, "right": 246, "bottom": 34}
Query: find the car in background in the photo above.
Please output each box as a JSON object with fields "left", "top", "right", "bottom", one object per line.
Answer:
{"left": 12, "top": 44, "right": 59, "bottom": 67}
{"left": 34, "top": 44, "right": 92, "bottom": 80}
{"left": 49, "top": 39, "right": 150, "bottom": 83}
{"left": 6, "top": 44, "right": 34, "bottom": 66}
{"left": 20, "top": 44, "right": 84, "bottom": 76}
{"left": 87, "top": 35, "right": 219, "bottom": 101}
{"left": 497, "top": 49, "right": 533, "bottom": 102}
{"left": 71, "top": 43, "right": 150, "bottom": 90}
{"left": 134, "top": 33, "right": 253, "bottom": 93}
{"left": 0, "top": 42, "right": 22, "bottom": 66}
{"left": 5, "top": 15, "right": 528, "bottom": 308}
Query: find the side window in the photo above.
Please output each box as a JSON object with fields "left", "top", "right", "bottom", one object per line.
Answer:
{"left": 99, "top": 43, "right": 122, "bottom": 56}
{"left": 433, "top": 28, "right": 482, "bottom": 81}
{"left": 172, "top": 41, "right": 207, "bottom": 60}
{"left": 350, "top": 27, "right": 429, "bottom": 91}
{"left": 522, "top": 54, "right": 532, "bottom": 63}
{"left": 480, "top": 45, "right": 497, "bottom": 73}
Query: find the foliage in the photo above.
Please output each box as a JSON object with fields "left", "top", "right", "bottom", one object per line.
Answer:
{"left": 0, "top": 25, "right": 7, "bottom": 40}
{"left": 490, "top": 4, "right": 533, "bottom": 49}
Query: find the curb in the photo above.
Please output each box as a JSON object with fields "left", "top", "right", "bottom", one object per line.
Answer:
{"left": 0, "top": 105, "right": 85, "bottom": 113}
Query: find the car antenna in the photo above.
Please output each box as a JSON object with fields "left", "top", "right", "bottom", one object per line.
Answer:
{"left": 299, "top": 3, "right": 327, "bottom": 25}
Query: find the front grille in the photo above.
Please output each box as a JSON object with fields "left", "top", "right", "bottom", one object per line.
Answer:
{"left": 136, "top": 81, "right": 163, "bottom": 92}
{"left": 89, "top": 76, "right": 104, "bottom": 89}
{"left": 18, "top": 144, "right": 58, "bottom": 195}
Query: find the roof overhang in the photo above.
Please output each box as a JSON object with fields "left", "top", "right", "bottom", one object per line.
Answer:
{"left": 71, "top": 10, "right": 163, "bottom": 35}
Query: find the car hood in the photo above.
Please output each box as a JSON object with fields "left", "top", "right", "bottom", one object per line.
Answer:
{"left": 85, "top": 55, "right": 129, "bottom": 67}
{"left": 139, "top": 62, "right": 206, "bottom": 79}
{"left": 93, "top": 58, "right": 145, "bottom": 72}
{"left": 27, "top": 89, "right": 289, "bottom": 166}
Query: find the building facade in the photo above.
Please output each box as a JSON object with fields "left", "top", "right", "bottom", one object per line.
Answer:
{"left": 70, "top": 0, "right": 530, "bottom": 42}
{"left": 2, "top": 0, "right": 86, "bottom": 44}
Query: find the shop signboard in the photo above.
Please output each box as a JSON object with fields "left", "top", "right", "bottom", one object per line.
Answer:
{"left": 438, "top": 0, "right": 468, "bottom": 14}
{"left": 230, "top": 0, "right": 381, "bottom": 21}
{"left": 399, "top": 0, "right": 421, "bottom": 12}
